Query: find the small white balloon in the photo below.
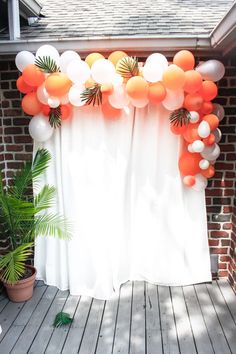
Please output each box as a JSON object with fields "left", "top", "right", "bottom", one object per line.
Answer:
{"left": 91, "top": 59, "right": 116, "bottom": 84}
{"left": 36, "top": 45, "right": 60, "bottom": 64}
{"left": 198, "top": 121, "right": 210, "bottom": 138}
{"left": 162, "top": 89, "right": 184, "bottom": 110}
{"left": 111, "top": 73, "right": 123, "bottom": 87}
{"left": 212, "top": 103, "right": 225, "bottom": 121}
{"left": 48, "top": 97, "right": 60, "bottom": 108}
{"left": 187, "top": 144, "right": 194, "bottom": 153}
{"left": 108, "top": 85, "right": 130, "bottom": 109}
{"left": 59, "top": 50, "right": 81, "bottom": 73}
{"left": 192, "top": 140, "right": 205, "bottom": 153}
{"left": 67, "top": 59, "right": 90, "bottom": 85}
{"left": 29, "top": 114, "right": 54, "bottom": 142}
{"left": 68, "top": 84, "right": 85, "bottom": 107}
{"left": 142, "top": 62, "right": 165, "bottom": 83}
{"left": 212, "top": 128, "right": 222, "bottom": 143}
{"left": 199, "top": 159, "right": 210, "bottom": 170}
{"left": 130, "top": 97, "right": 149, "bottom": 108}
{"left": 146, "top": 53, "right": 169, "bottom": 69}
{"left": 189, "top": 111, "right": 200, "bottom": 123}
{"left": 196, "top": 60, "right": 225, "bottom": 82}
{"left": 201, "top": 143, "right": 220, "bottom": 160}
{"left": 15, "top": 51, "right": 35, "bottom": 72}
{"left": 192, "top": 174, "right": 208, "bottom": 191}
{"left": 37, "top": 83, "right": 50, "bottom": 104}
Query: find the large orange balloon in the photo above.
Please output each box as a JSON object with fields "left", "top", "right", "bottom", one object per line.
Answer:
{"left": 183, "top": 70, "right": 202, "bottom": 94}
{"left": 126, "top": 76, "right": 149, "bottom": 99}
{"left": 85, "top": 53, "right": 104, "bottom": 68}
{"left": 170, "top": 123, "right": 188, "bottom": 135}
{"left": 162, "top": 64, "right": 185, "bottom": 90}
{"left": 148, "top": 82, "right": 166, "bottom": 103}
{"left": 184, "top": 93, "right": 203, "bottom": 111}
{"left": 199, "top": 81, "right": 218, "bottom": 101}
{"left": 101, "top": 102, "right": 122, "bottom": 120}
{"left": 16, "top": 76, "right": 35, "bottom": 94}
{"left": 21, "top": 92, "right": 42, "bottom": 116}
{"left": 202, "top": 114, "right": 219, "bottom": 130}
{"left": 45, "top": 73, "right": 72, "bottom": 97}
{"left": 183, "top": 123, "right": 201, "bottom": 143}
{"left": 108, "top": 51, "right": 128, "bottom": 66}
{"left": 179, "top": 152, "right": 201, "bottom": 176}
{"left": 22, "top": 64, "right": 45, "bottom": 87}
{"left": 201, "top": 101, "right": 213, "bottom": 115}
{"left": 183, "top": 175, "right": 196, "bottom": 187}
{"left": 201, "top": 165, "right": 215, "bottom": 178}
{"left": 173, "top": 50, "right": 195, "bottom": 71}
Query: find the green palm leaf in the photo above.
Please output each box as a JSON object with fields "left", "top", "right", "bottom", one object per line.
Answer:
{"left": 35, "top": 56, "right": 59, "bottom": 73}
{"left": 53, "top": 312, "right": 73, "bottom": 328}
{"left": 34, "top": 185, "right": 56, "bottom": 211}
{"left": 32, "top": 148, "right": 51, "bottom": 182}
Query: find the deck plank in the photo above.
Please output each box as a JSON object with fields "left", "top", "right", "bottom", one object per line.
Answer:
{"left": 130, "top": 281, "right": 146, "bottom": 354}
{"left": 28, "top": 289, "right": 69, "bottom": 353}
{"left": 171, "top": 287, "right": 197, "bottom": 354}
{"left": 61, "top": 295, "right": 93, "bottom": 354}
{"left": 112, "top": 281, "right": 133, "bottom": 354}
{"left": 146, "top": 282, "right": 162, "bottom": 354}
{"left": 183, "top": 285, "right": 214, "bottom": 354}
{"left": 195, "top": 283, "right": 231, "bottom": 354}
{"left": 45, "top": 294, "right": 80, "bottom": 354}
{"left": 217, "top": 279, "right": 236, "bottom": 324}
{"left": 158, "top": 285, "right": 180, "bottom": 354}
{"left": 10, "top": 285, "right": 58, "bottom": 354}
{"left": 207, "top": 282, "right": 236, "bottom": 353}
{"left": 0, "top": 299, "right": 25, "bottom": 342}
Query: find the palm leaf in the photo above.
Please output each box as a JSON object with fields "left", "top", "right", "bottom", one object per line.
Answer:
{"left": 34, "top": 185, "right": 56, "bottom": 211}
{"left": 80, "top": 84, "right": 102, "bottom": 106}
{"left": 116, "top": 56, "right": 139, "bottom": 79}
{"left": 53, "top": 312, "right": 73, "bottom": 328}
{"left": 35, "top": 56, "right": 59, "bottom": 73}
{"left": 32, "top": 148, "right": 51, "bottom": 183}
{"left": 0, "top": 243, "right": 33, "bottom": 283}
{"left": 169, "top": 108, "right": 191, "bottom": 127}
{"left": 49, "top": 106, "right": 61, "bottom": 128}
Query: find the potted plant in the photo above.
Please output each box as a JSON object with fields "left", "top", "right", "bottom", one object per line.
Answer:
{"left": 0, "top": 148, "right": 71, "bottom": 302}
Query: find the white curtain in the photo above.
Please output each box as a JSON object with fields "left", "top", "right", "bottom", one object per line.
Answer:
{"left": 34, "top": 103, "right": 211, "bottom": 300}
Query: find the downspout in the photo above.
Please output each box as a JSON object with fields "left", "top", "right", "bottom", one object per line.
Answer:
{"left": 8, "top": 0, "right": 20, "bottom": 40}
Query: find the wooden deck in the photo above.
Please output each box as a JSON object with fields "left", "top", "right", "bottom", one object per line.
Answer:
{"left": 0, "top": 279, "right": 235, "bottom": 354}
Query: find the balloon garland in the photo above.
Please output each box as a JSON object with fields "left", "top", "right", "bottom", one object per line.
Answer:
{"left": 15, "top": 46, "right": 225, "bottom": 191}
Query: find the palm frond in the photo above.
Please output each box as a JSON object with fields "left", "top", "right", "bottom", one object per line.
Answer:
{"left": 35, "top": 56, "right": 59, "bottom": 73}
{"left": 116, "top": 56, "right": 139, "bottom": 79}
{"left": 169, "top": 108, "right": 191, "bottom": 127}
{"left": 0, "top": 243, "right": 33, "bottom": 283}
{"left": 53, "top": 312, "right": 73, "bottom": 328}
{"left": 34, "top": 185, "right": 56, "bottom": 211}
{"left": 80, "top": 84, "right": 102, "bottom": 106}
{"left": 49, "top": 106, "right": 61, "bottom": 128}
{"left": 9, "top": 162, "right": 32, "bottom": 199}
{"left": 32, "top": 148, "right": 51, "bottom": 183}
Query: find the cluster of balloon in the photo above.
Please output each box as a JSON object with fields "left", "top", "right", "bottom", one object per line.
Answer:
{"left": 15, "top": 46, "right": 225, "bottom": 191}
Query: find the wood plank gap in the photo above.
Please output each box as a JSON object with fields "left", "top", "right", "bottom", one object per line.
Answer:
{"left": 77, "top": 297, "right": 94, "bottom": 353}
{"left": 157, "top": 284, "right": 164, "bottom": 353}
{"left": 217, "top": 280, "right": 236, "bottom": 325}
{"left": 111, "top": 285, "right": 121, "bottom": 353}
{"left": 169, "top": 287, "right": 181, "bottom": 354}
{"left": 181, "top": 286, "right": 198, "bottom": 353}
{"left": 144, "top": 282, "right": 147, "bottom": 354}
{"left": 128, "top": 281, "right": 134, "bottom": 354}
{"left": 94, "top": 300, "right": 106, "bottom": 353}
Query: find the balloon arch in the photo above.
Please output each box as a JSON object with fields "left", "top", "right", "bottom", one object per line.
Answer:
{"left": 15, "top": 46, "right": 225, "bottom": 191}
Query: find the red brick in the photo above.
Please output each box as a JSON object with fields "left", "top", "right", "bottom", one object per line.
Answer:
{"left": 209, "top": 239, "right": 219, "bottom": 246}
{"left": 223, "top": 223, "right": 232, "bottom": 230}
{"left": 220, "top": 255, "right": 231, "bottom": 262}
{"left": 208, "top": 223, "right": 221, "bottom": 230}
{"left": 211, "top": 247, "right": 228, "bottom": 254}
{"left": 211, "top": 231, "right": 229, "bottom": 238}
{"left": 219, "top": 263, "right": 227, "bottom": 269}
{"left": 221, "top": 240, "right": 231, "bottom": 246}
{"left": 218, "top": 271, "right": 228, "bottom": 277}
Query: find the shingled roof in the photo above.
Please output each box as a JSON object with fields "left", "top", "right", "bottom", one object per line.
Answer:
{"left": 14, "top": 0, "right": 235, "bottom": 39}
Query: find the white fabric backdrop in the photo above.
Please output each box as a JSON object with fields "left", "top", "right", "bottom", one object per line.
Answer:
{"left": 34, "top": 103, "right": 212, "bottom": 300}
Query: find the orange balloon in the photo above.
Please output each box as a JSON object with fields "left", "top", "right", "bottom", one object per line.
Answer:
{"left": 179, "top": 152, "right": 201, "bottom": 176}
{"left": 42, "top": 104, "right": 50, "bottom": 116}
{"left": 170, "top": 123, "right": 188, "bottom": 135}
{"left": 16, "top": 76, "right": 35, "bottom": 94}
{"left": 21, "top": 92, "right": 42, "bottom": 116}
{"left": 173, "top": 50, "right": 195, "bottom": 71}
{"left": 101, "top": 102, "right": 122, "bottom": 120}
{"left": 85, "top": 53, "right": 104, "bottom": 68}
{"left": 183, "top": 175, "right": 196, "bottom": 187}
{"left": 199, "top": 81, "right": 218, "bottom": 101}
{"left": 201, "top": 101, "right": 213, "bottom": 115}
{"left": 22, "top": 64, "right": 45, "bottom": 87}
{"left": 203, "top": 133, "right": 216, "bottom": 145}
{"left": 101, "top": 83, "right": 114, "bottom": 95}
{"left": 61, "top": 104, "right": 72, "bottom": 120}
{"left": 148, "top": 82, "right": 166, "bottom": 103}
{"left": 202, "top": 114, "right": 219, "bottom": 130}
{"left": 126, "top": 76, "right": 149, "bottom": 99}
{"left": 162, "top": 64, "right": 185, "bottom": 90}
{"left": 201, "top": 165, "right": 215, "bottom": 178}
{"left": 184, "top": 93, "right": 203, "bottom": 111}
{"left": 183, "top": 70, "right": 202, "bottom": 94}
{"left": 108, "top": 51, "right": 128, "bottom": 66}
{"left": 45, "top": 73, "right": 72, "bottom": 97}
{"left": 183, "top": 123, "right": 201, "bottom": 143}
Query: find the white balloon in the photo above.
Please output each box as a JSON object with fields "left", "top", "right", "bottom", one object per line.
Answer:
{"left": 111, "top": 73, "right": 123, "bottom": 87}
{"left": 67, "top": 59, "right": 90, "bottom": 85}
{"left": 37, "top": 83, "right": 50, "bottom": 104}
{"left": 212, "top": 128, "right": 222, "bottom": 143}
{"left": 68, "top": 84, "right": 85, "bottom": 107}
{"left": 192, "top": 140, "right": 205, "bottom": 153}
{"left": 192, "top": 174, "right": 208, "bottom": 191}
{"left": 91, "top": 59, "right": 116, "bottom": 84}
{"left": 59, "top": 50, "right": 81, "bottom": 73}
{"left": 196, "top": 60, "right": 225, "bottom": 82}
{"left": 162, "top": 89, "right": 184, "bottom": 110}
{"left": 187, "top": 144, "right": 194, "bottom": 153}
{"left": 142, "top": 63, "right": 165, "bottom": 83}
{"left": 189, "top": 111, "right": 200, "bottom": 123}
{"left": 212, "top": 103, "right": 225, "bottom": 121}
{"left": 29, "top": 114, "right": 54, "bottom": 142}
{"left": 108, "top": 85, "right": 130, "bottom": 109}
{"left": 201, "top": 143, "right": 220, "bottom": 160}
{"left": 130, "top": 97, "right": 149, "bottom": 108}
{"left": 15, "top": 51, "right": 35, "bottom": 72}
{"left": 36, "top": 45, "right": 60, "bottom": 64}
{"left": 198, "top": 121, "right": 210, "bottom": 138}
{"left": 146, "top": 53, "right": 168, "bottom": 69}
{"left": 48, "top": 97, "right": 60, "bottom": 108}
{"left": 199, "top": 159, "right": 210, "bottom": 170}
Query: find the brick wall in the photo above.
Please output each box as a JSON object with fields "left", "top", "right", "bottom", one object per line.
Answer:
{"left": 0, "top": 54, "right": 236, "bottom": 292}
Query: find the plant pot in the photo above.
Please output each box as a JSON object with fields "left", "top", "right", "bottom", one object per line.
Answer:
{"left": 4, "top": 265, "right": 37, "bottom": 302}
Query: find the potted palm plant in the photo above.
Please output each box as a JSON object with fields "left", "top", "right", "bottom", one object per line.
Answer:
{"left": 0, "top": 148, "right": 71, "bottom": 302}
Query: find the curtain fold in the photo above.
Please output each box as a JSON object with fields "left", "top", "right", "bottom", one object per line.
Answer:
{"left": 34, "top": 104, "right": 211, "bottom": 300}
